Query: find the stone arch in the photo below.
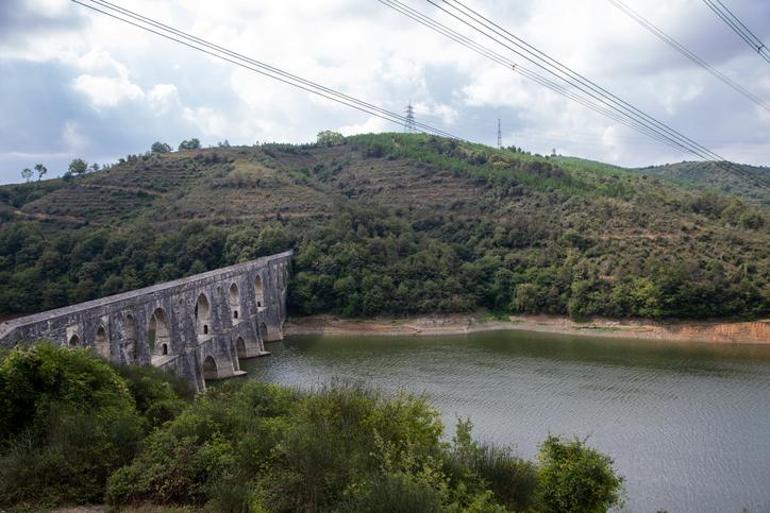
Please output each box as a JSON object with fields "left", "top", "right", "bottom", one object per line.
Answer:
{"left": 202, "top": 355, "right": 218, "bottom": 381}
{"left": 259, "top": 322, "right": 268, "bottom": 341}
{"left": 235, "top": 336, "right": 246, "bottom": 358}
{"left": 195, "top": 293, "right": 212, "bottom": 337}
{"left": 229, "top": 282, "right": 241, "bottom": 321}
{"left": 255, "top": 274, "right": 265, "bottom": 309}
{"left": 148, "top": 307, "right": 171, "bottom": 356}
{"left": 95, "top": 325, "right": 109, "bottom": 359}
{"left": 124, "top": 313, "right": 138, "bottom": 362}
{"left": 68, "top": 334, "right": 80, "bottom": 347}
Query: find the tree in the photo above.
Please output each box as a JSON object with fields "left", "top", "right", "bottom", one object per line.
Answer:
{"left": 0, "top": 344, "right": 145, "bottom": 505}
{"left": 151, "top": 142, "right": 172, "bottom": 154}
{"left": 68, "top": 158, "right": 88, "bottom": 176}
{"left": 34, "top": 163, "right": 47, "bottom": 181}
{"left": 317, "top": 130, "right": 344, "bottom": 147}
{"left": 178, "top": 138, "right": 201, "bottom": 150}
{"left": 537, "top": 436, "right": 623, "bottom": 513}
{"left": 20, "top": 168, "right": 32, "bottom": 183}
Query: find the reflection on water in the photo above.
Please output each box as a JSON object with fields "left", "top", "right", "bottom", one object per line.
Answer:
{"left": 239, "top": 330, "right": 770, "bottom": 513}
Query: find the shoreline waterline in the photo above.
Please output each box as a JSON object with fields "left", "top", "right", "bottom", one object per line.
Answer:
{"left": 285, "top": 313, "right": 770, "bottom": 345}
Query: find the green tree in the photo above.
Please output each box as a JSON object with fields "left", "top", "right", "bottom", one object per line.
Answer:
{"left": 0, "top": 344, "right": 145, "bottom": 506}
{"left": 178, "top": 138, "right": 201, "bottom": 150}
{"left": 537, "top": 436, "right": 623, "bottom": 513}
{"left": 150, "top": 141, "right": 172, "bottom": 153}
{"left": 511, "top": 283, "right": 540, "bottom": 313}
{"left": 68, "top": 158, "right": 88, "bottom": 176}
{"left": 34, "top": 163, "right": 47, "bottom": 181}
{"left": 20, "top": 168, "right": 32, "bottom": 182}
{"left": 317, "top": 130, "right": 344, "bottom": 147}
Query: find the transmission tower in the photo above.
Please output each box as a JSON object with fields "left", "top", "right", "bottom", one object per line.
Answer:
{"left": 404, "top": 102, "right": 416, "bottom": 132}
{"left": 497, "top": 118, "right": 502, "bottom": 148}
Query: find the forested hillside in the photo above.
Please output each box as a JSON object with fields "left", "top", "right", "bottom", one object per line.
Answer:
{"left": 1, "top": 133, "right": 769, "bottom": 321}
{"left": 634, "top": 160, "right": 770, "bottom": 208}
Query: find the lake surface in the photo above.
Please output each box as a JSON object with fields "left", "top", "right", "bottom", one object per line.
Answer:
{"left": 239, "top": 330, "right": 770, "bottom": 513}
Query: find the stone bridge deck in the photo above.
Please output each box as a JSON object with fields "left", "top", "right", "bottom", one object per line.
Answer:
{"left": 0, "top": 250, "right": 292, "bottom": 391}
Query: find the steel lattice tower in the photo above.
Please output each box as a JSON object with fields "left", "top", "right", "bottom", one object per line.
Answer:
{"left": 404, "top": 102, "right": 416, "bottom": 132}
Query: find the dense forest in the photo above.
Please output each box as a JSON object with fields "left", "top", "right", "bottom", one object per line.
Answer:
{"left": 1, "top": 132, "right": 769, "bottom": 321}
{"left": 0, "top": 343, "right": 623, "bottom": 512}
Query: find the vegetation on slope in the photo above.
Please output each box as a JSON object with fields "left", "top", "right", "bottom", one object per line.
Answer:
{"left": 0, "top": 344, "right": 623, "bottom": 513}
{"left": 633, "top": 160, "right": 770, "bottom": 208}
{"left": 1, "top": 133, "right": 769, "bottom": 321}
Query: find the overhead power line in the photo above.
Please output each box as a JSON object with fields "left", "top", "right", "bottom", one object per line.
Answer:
{"left": 418, "top": 0, "right": 768, "bottom": 185}
{"left": 70, "top": 0, "right": 461, "bottom": 140}
{"left": 429, "top": 0, "right": 722, "bottom": 161}
{"left": 608, "top": 0, "right": 770, "bottom": 113}
{"left": 702, "top": 0, "right": 770, "bottom": 65}
{"left": 379, "top": 0, "right": 691, "bottom": 154}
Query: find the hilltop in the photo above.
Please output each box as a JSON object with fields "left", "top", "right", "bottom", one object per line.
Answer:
{"left": 1, "top": 132, "right": 769, "bottom": 321}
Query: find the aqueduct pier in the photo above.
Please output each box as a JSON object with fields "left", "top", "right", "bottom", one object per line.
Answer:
{"left": 0, "top": 250, "right": 292, "bottom": 391}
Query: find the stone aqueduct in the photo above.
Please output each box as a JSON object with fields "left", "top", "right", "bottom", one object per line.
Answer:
{"left": 0, "top": 251, "right": 292, "bottom": 391}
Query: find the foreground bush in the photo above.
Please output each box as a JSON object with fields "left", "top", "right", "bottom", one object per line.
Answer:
{"left": 107, "top": 383, "right": 623, "bottom": 513}
{"left": 115, "top": 364, "right": 193, "bottom": 429}
{"left": 537, "top": 436, "right": 624, "bottom": 513}
{"left": 0, "top": 345, "right": 624, "bottom": 512}
{"left": 0, "top": 343, "right": 145, "bottom": 505}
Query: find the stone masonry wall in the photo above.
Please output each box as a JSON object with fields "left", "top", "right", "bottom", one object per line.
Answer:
{"left": 0, "top": 250, "right": 293, "bottom": 392}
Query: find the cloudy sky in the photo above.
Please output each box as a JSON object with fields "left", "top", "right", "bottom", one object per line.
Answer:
{"left": 1, "top": 0, "right": 768, "bottom": 183}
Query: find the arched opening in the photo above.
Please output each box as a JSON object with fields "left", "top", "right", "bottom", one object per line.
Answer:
{"left": 195, "top": 293, "right": 211, "bottom": 338}
{"left": 124, "top": 314, "right": 138, "bottom": 361}
{"left": 235, "top": 337, "right": 246, "bottom": 358}
{"left": 229, "top": 283, "right": 241, "bottom": 321}
{"left": 148, "top": 308, "right": 171, "bottom": 356}
{"left": 68, "top": 334, "right": 80, "bottom": 347}
{"left": 202, "top": 355, "right": 218, "bottom": 381}
{"left": 255, "top": 275, "right": 265, "bottom": 309}
{"left": 259, "top": 322, "right": 268, "bottom": 341}
{"left": 95, "top": 325, "right": 109, "bottom": 359}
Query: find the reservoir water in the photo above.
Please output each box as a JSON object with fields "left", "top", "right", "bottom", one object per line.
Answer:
{"left": 239, "top": 330, "right": 770, "bottom": 513}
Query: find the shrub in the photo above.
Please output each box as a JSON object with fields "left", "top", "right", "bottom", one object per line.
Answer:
{"left": 445, "top": 419, "right": 538, "bottom": 512}
{"left": 0, "top": 344, "right": 144, "bottom": 506}
{"left": 337, "top": 472, "right": 444, "bottom": 513}
{"left": 537, "top": 436, "right": 624, "bottom": 513}
{"left": 115, "top": 364, "right": 193, "bottom": 429}
{"left": 0, "top": 343, "right": 137, "bottom": 443}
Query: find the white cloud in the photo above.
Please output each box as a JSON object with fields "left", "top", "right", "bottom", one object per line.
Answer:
{"left": 148, "top": 83, "right": 180, "bottom": 114}
{"left": 182, "top": 106, "right": 228, "bottom": 137}
{"left": 1, "top": 0, "right": 769, "bottom": 182}
{"left": 72, "top": 49, "right": 145, "bottom": 107}
{"left": 62, "top": 120, "right": 87, "bottom": 151}
{"left": 338, "top": 116, "right": 392, "bottom": 136}
{"left": 73, "top": 74, "right": 144, "bottom": 108}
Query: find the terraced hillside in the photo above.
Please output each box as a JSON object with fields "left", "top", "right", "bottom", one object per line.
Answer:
{"left": 1, "top": 133, "right": 769, "bottom": 321}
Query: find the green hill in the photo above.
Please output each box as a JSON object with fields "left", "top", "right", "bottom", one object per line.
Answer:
{"left": 633, "top": 160, "right": 770, "bottom": 208}
{"left": 1, "top": 133, "right": 769, "bottom": 320}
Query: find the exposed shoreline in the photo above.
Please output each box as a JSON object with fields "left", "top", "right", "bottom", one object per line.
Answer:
{"left": 285, "top": 314, "right": 770, "bottom": 345}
